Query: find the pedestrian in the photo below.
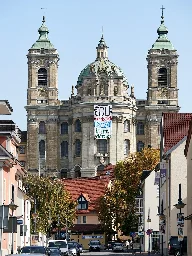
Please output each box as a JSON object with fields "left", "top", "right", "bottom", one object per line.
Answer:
{"left": 125, "top": 240, "right": 129, "bottom": 251}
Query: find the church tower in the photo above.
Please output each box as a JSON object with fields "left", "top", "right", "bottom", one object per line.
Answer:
{"left": 136, "top": 7, "right": 179, "bottom": 149}
{"left": 26, "top": 17, "right": 60, "bottom": 175}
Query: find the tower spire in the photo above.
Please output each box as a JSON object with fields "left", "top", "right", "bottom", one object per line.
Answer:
{"left": 96, "top": 30, "right": 108, "bottom": 60}
{"left": 161, "top": 5, "right": 165, "bottom": 21}
{"left": 151, "top": 6, "right": 174, "bottom": 50}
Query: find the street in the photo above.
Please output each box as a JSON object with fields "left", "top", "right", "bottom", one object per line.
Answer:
{"left": 81, "top": 251, "right": 160, "bottom": 256}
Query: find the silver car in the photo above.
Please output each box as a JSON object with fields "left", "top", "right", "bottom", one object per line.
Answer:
{"left": 113, "top": 242, "right": 124, "bottom": 252}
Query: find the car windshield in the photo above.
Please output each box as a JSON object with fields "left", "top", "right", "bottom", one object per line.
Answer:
{"left": 90, "top": 241, "right": 100, "bottom": 245}
{"left": 49, "top": 241, "right": 67, "bottom": 248}
{"left": 68, "top": 243, "right": 75, "bottom": 249}
{"left": 21, "top": 246, "right": 45, "bottom": 253}
{"left": 114, "top": 243, "right": 122, "bottom": 246}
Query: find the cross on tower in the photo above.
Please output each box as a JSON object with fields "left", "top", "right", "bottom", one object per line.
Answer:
{"left": 161, "top": 5, "right": 165, "bottom": 18}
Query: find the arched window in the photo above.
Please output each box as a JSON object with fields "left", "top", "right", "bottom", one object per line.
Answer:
{"left": 75, "top": 139, "right": 81, "bottom": 157}
{"left": 124, "top": 120, "right": 130, "bottom": 133}
{"left": 38, "top": 68, "right": 47, "bottom": 86}
{"left": 137, "top": 122, "right": 144, "bottom": 135}
{"left": 97, "top": 139, "right": 107, "bottom": 154}
{"left": 39, "top": 140, "right": 45, "bottom": 158}
{"left": 61, "top": 122, "right": 68, "bottom": 134}
{"left": 61, "top": 141, "right": 68, "bottom": 157}
{"left": 60, "top": 169, "right": 68, "bottom": 179}
{"left": 74, "top": 165, "right": 81, "bottom": 178}
{"left": 137, "top": 141, "right": 144, "bottom": 152}
{"left": 114, "top": 86, "right": 118, "bottom": 96}
{"left": 75, "top": 119, "right": 81, "bottom": 132}
{"left": 158, "top": 68, "right": 167, "bottom": 87}
{"left": 124, "top": 139, "right": 130, "bottom": 155}
{"left": 39, "top": 121, "right": 46, "bottom": 134}
{"left": 87, "top": 87, "right": 92, "bottom": 96}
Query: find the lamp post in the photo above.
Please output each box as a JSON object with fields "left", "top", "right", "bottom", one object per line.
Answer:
{"left": 147, "top": 208, "right": 152, "bottom": 255}
{"left": 9, "top": 200, "right": 18, "bottom": 254}
{"left": 174, "top": 184, "right": 186, "bottom": 256}
{"left": 159, "top": 201, "right": 165, "bottom": 256}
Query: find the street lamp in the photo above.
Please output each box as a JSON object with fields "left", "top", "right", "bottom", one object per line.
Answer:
{"left": 159, "top": 201, "right": 165, "bottom": 256}
{"left": 147, "top": 208, "right": 152, "bottom": 255}
{"left": 9, "top": 200, "right": 18, "bottom": 254}
{"left": 174, "top": 184, "right": 186, "bottom": 256}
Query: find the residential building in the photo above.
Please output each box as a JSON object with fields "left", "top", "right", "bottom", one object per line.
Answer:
{"left": 26, "top": 9, "right": 179, "bottom": 178}
{"left": 184, "top": 117, "right": 192, "bottom": 256}
{"left": 62, "top": 173, "right": 112, "bottom": 249}
{"left": 159, "top": 113, "right": 192, "bottom": 255}
{"left": 140, "top": 170, "right": 159, "bottom": 252}
{"left": 0, "top": 106, "right": 31, "bottom": 255}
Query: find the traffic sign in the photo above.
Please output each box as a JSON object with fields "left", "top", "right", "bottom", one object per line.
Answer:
{"left": 17, "top": 219, "right": 23, "bottom": 225}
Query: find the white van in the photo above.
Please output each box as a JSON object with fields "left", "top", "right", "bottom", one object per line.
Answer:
{"left": 48, "top": 240, "right": 68, "bottom": 255}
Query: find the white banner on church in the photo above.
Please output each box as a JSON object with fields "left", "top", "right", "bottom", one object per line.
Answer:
{"left": 94, "top": 105, "right": 112, "bottom": 139}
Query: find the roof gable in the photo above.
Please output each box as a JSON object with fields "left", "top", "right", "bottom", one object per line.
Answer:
{"left": 163, "top": 113, "right": 192, "bottom": 153}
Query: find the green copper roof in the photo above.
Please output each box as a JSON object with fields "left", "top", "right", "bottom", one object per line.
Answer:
{"left": 77, "top": 57, "right": 128, "bottom": 86}
{"left": 31, "top": 16, "right": 55, "bottom": 50}
{"left": 152, "top": 11, "right": 174, "bottom": 50}
{"left": 97, "top": 34, "right": 108, "bottom": 49}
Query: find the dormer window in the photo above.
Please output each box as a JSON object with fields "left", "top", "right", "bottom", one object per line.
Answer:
{"left": 77, "top": 195, "right": 88, "bottom": 210}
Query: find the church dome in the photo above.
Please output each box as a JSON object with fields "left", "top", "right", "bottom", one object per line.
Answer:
{"left": 77, "top": 35, "right": 128, "bottom": 87}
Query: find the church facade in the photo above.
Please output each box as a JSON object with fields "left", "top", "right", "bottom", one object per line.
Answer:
{"left": 26, "top": 11, "right": 179, "bottom": 178}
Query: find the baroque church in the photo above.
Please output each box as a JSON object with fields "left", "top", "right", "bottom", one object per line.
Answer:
{"left": 26, "top": 10, "right": 179, "bottom": 178}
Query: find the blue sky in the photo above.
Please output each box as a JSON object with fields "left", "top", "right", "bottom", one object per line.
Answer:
{"left": 0, "top": 0, "right": 191, "bottom": 130}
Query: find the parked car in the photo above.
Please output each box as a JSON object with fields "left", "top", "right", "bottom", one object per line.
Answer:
{"left": 21, "top": 246, "right": 47, "bottom": 255}
{"left": 77, "top": 243, "right": 83, "bottom": 253}
{"left": 112, "top": 242, "right": 124, "bottom": 252}
{"left": 106, "top": 241, "right": 116, "bottom": 250}
{"left": 48, "top": 240, "right": 68, "bottom": 256}
{"left": 168, "top": 236, "right": 187, "bottom": 255}
{"left": 47, "top": 247, "right": 61, "bottom": 256}
{"left": 68, "top": 242, "right": 80, "bottom": 256}
{"left": 89, "top": 240, "right": 101, "bottom": 252}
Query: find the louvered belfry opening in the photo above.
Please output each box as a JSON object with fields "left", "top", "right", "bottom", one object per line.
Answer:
{"left": 38, "top": 68, "right": 47, "bottom": 86}
{"left": 158, "top": 68, "right": 167, "bottom": 87}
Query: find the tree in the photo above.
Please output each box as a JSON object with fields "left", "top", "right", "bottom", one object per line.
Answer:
{"left": 98, "top": 148, "right": 160, "bottom": 235}
{"left": 23, "top": 174, "right": 77, "bottom": 234}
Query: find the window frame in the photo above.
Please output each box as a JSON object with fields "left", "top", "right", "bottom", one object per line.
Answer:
{"left": 124, "top": 139, "right": 130, "bottom": 155}
{"left": 19, "top": 146, "right": 25, "bottom": 154}
{"left": 39, "top": 121, "right": 46, "bottom": 134}
{"left": 137, "top": 141, "right": 144, "bottom": 152}
{"left": 97, "top": 139, "right": 107, "bottom": 154}
{"left": 83, "top": 216, "right": 87, "bottom": 224}
{"left": 39, "top": 140, "right": 45, "bottom": 158}
{"left": 137, "top": 122, "right": 144, "bottom": 135}
{"left": 61, "top": 141, "right": 68, "bottom": 158}
{"left": 75, "top": 140, "right": 81, "bottom": 157}
{"left": 124, "top": 120, "right": 130, "bottom": 133}
{"left": 75, "top": 119, "right": 82, "bottom": 132}
{"left": 61, "top": 122, "right": 68, "bottom": 135}
{"left": 38, "top": 68, "right": 47, "bottom": 86}
{"left": 158, "top": 67, "right": 167, "bottom": 87}
{"left": 77, "top": 196, "right": 88, "bottom": 210}
{"left": 60, "top": 169, "right": 68, "bottom": 179}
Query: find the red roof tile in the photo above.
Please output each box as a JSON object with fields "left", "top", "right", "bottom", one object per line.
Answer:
{"left": 63, "top": 176, "right": 110, "bottom": 213}
{"left": 163, "top": 113, "right": 192, "bottom": 153}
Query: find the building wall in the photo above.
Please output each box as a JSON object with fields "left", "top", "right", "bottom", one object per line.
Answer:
{"left": 186, "top": 139, "right": 192, "bottom": 256}
{"left": 143, "top": 171, "right": 159, "bottom": 252}
{"left": 74, "top": 214, "right": 99, "bottom": 225}
{"left": 159, "top": 139, "right": 187, "bottom": 256}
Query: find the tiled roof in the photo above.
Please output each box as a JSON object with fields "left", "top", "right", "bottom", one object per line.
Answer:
{"left": 163, "top": 113, "right": 192, "bottom": 153}
{"left": 63, "top": 176, "right": 110, "bottom": 213}
{"left": 184, "top": 118, "right": 192, "bottom": 157}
